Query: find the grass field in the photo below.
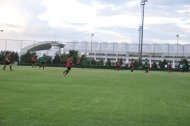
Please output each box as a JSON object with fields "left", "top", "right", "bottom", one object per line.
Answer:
{"left": 0, "top": 65, "right": 190, "bottom": 126}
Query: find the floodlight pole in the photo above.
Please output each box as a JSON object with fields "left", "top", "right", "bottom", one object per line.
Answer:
{"left": 140, "top": 0, "right": 148, "bottom": 65}
{"left": 176, "top": 34, "right": 179, "bottom": 68}
{"left": 5, "top": 40, "right": 7, "bottom": 50}
{"left": 90, "top": 33, "right": 94, "bottom": 66}
{"left": 0, "top": 30, "right": 6, "bottom": 50}
{"left": 20, "top": 40, "right": 22, "bottom": 61}
{"left": 138, "top": 26, "right": 142, "bottom": 66}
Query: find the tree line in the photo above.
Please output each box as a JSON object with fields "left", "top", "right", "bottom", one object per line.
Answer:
{"left": 0, "top": 50, "right": 189, "bottom": 70}
{"left": 0, "top": 51, "right": 19, "bottom": 63}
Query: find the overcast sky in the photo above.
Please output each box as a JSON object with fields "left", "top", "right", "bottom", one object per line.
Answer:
{"left": 0, "top": 0, "right": 190, "bottom": 46}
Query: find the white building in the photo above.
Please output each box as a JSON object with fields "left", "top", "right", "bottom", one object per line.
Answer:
{"left": 21, "top": 41, "right": 190, "bottom": 68}
{"left": 62, "top": 42, "right": 190, "bottom": 68}
{"left": 22, "top": 41, "right": 64, "bottom": 59}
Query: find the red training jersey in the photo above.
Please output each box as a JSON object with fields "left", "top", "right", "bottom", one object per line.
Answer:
{"left": 168, "top": 64, "right": 172, "bottom": 69}
{"left": 32, "top": 56, "right": 37, "bottom": 62}
{"left": 77, "top": 59, "right": 80, "bottom": 65}
{"left": 66, "top": 58, "right": 71, "bottom": 67}
{"left": 115, "top": 62, "right": 119, "bottom": 67}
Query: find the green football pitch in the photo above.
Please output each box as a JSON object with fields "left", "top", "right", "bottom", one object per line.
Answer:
{"left": 0, "top": 66, "right": 190, "bottom": 126}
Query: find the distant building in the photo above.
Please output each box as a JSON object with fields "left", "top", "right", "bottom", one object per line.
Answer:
{"left": 21, "top": 41, "right": 64, "bottom": 59}
{"left": 62, "top": 42, "right": 190, "bottom": 68}
{"left": 22, "top": 41, "right": 190, "bottom": 68}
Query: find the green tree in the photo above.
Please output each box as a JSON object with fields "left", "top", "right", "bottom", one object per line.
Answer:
{"left": 69, "top": 50, "right": 79, "bottom": 65}
{"left": 133, "top": 60, "right": 139, "bottom": 68}
{"left": 152, "top": 61, "right": 158, "bottom": 70}
{"left": 179, "top": 58, "right": 189, "bottom": 70}
{"left": 12, "top": 52, "right": 19, "bottom": 62}
{"left": 91, "top": 59, "right": 96, "bottom": 65}
{"left": 96, "top": 59, "right": 104, "bottom": 66}
{"left": 0, "top": 51, "right": 19, "bottom": 63}
{"left": 159, "top": 59, "right": 168, "bottom": 70}
{"left": 81, "top": 56, "right": 90, "bottom": 66}
{"left": 137, "top": 60, "right": 142, "bottom": 68}
{"left": 45, "top": 56, "right": 52, "bottom": 64}
{"left": 80, "top": 55, "right": 86, "bottom": 63}
{"left": 118, "top": 58, "right": 123, "bottom": 66}
{"left": 0, "top": 51, "right": 5, "bottom": 62}
{"left": 60, "top": 53, "right": 68, "bottom": 64}
{"left": 52, "top": 54, "right": 61, "bottom": 64}
{"left": 20, "top": 51, "right": 33, "bottom": 63}
{"left": 106, "top": 59, "right": 111, "bottom": 66}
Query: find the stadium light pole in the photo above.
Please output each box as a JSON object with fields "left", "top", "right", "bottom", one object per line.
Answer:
{"left": 176, "top": 34, "right": 179, "bottom": 68}
{"left": 0, "top": 30, "right": 5, "bottom": 49}
{"left": 0, "top": 29, "right": 3, "bottom": 42}
{"left": 0, "top": 30, "right": 8, "bottom": 51}
{"left": 19, "top": 40, "right": 22, "bottom": 61}
{"left": 5, "top": 40, "right": 7, "bottom": 50}
{"left": 90, "top": 33, "right": 94, "bottom": 66}
{"left": 138, "top": 26, "right": 142, "bottom": 66}
{"left": 140, "top": 0, "right": 148, "bottom": 65}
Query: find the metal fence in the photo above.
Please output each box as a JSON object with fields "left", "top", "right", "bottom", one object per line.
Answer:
{"left": 0, "top": 39, "right": 36, "bottom": 52}
{"left": 63, "top": 42, "right": 190, "bottom": 57}
{"left": 1, "top": 39, "right": 190, "bottom": 58}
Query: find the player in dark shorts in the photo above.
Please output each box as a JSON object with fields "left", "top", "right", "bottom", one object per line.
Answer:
{"left": 144, "top": 59, "right": 149, "bottom": 73}
{"left": 63, "top": 55, "right": 72, "bottom": 77}
{"left": 81, "top": 60, "right": 85, "bottom": 69}
{"left": 39, "top": 54, "right": 46, "bottom": 69}
{"left": 31, "top": 55, "right": 37, "bottom": 68}
{"left": 130, "top": 59, "right": 134, "bottom": 72}
{"left": 168, "top": 62, "right": 172, "bottom": 73}
{"left": 182, "top": 63, "right": 187, "bottom": 72}
{"left": 3, "top": 54, "right": 13, "bottom": 71}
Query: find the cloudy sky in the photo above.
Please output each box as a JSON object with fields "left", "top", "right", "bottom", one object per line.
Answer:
{"left": 0, "top": 0, "right": 190, "bottom": 46}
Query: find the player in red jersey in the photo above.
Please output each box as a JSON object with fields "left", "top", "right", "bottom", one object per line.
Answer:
{"left": 168, "top": 62, "right": 172, "bottom": 73}
{"left": 115, "top": 61, "right": 120, "bottom": 70}
{"left": 63, "top": 55, "right": 72, "bottom": 77}
{"left": 31, "top": 55, "right": 37, "bottom": 68}
{"left": 3, "top": 54, "right": 13, "bottom": 71}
